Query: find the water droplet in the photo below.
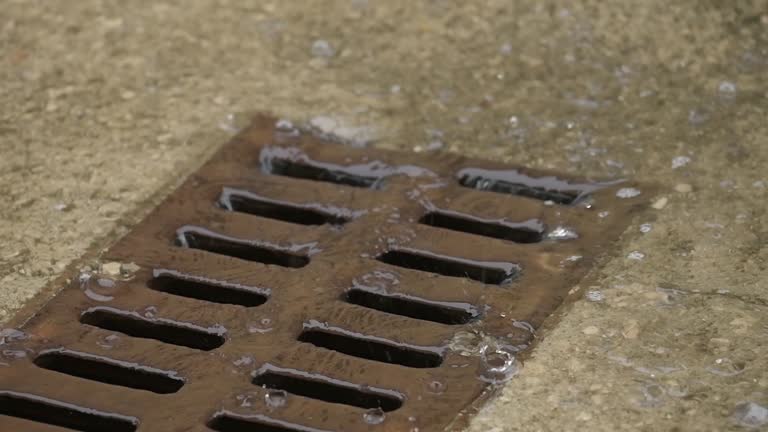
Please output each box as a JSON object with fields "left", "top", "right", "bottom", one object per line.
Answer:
{"left": 616, "top": 187, "right": 641, "bottom": 198}
{"left": 233, "top": 356, "right": 253, "bottom": 367}
{"left": 547, "top": 226, "right": 579, "bottom": 240}
{"left": 718, "top": 81, "right": 737, "bottom": 97}
{"left": 311, "top": 39, "right": 335, "bottom": 58}
{"left": 248, "top": 318, "right": 274, "bottom": 334}
{"left": 585, "top": 290, "right": 605, "bottom": 302}
{"left": 265, "top": 389, "right": 287, "bottom": 408}
{"left": 363, "top": 408, "right": 386, "bottom": 425}
{"left": 671, "top": 156, "right": 691, "bottom": 169}
{"left": 0, "top": 329, "right": 26, "bottom": 345}
{"left": 97, "top": 278, "right": 115, "bottom": 288}
{"left": 1, "top": 349, "right": 27, "bottom": 360}
{"left": 731, "top": 401, "right": 768, "bottom": 428}
{"left": 640, "top": 223, "right": 653, "bottom": 233}
{"left": 627, "top": 251, "right": 645, "bottom": 260}
{"left": 479, "top": 346, "right": 519, "bottom": 383}
{"left": 97, "top": 334, "right": 120, "bottom": 349}
{"left": 427, "top": 380, "right": 445, "bottom": 394}
{"left": 236, "top": 394, "right": 253, "bottom": 407}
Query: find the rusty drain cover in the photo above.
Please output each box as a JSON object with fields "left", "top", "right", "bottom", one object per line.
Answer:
{"left": 0, "top": 115, "right": 645, "bottom": 432}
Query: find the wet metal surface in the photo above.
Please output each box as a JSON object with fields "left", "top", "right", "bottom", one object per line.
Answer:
{"left": 0, "top": 116, "right": 644, "bottom": 431}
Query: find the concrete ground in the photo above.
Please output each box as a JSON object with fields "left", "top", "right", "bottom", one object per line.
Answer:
{"left": 1, "top": 1, "right": 767, "bottom": 430}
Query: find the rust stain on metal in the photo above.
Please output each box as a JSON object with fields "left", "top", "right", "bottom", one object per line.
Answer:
{"left": 0, "top": 115, "right": 646, "bottom": 431}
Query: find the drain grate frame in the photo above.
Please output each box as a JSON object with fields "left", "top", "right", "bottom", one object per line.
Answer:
{"left": 0, "top": 115, "right": 647, "bottom": 431}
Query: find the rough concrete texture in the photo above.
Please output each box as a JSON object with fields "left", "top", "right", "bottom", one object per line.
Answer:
{"left": 1, "top": 0, "right": 767, "bottom": 431}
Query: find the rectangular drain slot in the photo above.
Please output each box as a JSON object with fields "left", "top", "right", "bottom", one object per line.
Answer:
{"left": 265, "top": 158, "right": 381, "bottom": 188}
{"left": 376, "top": 248, "right": 519, "bottom": 285}
{"left": 220, "top": 188, "right": 350, "bottom": 226}
{"left": 420, "top": 211, "right": 543, "bottom": 243}
{"left": 176, "top": 226, "right": 309, "bottom": 268}
{"left": 345, "top": 289, "right": 479, "bottom": 325}
{"left": 298, "top": 325, "right": 443, "bottom": 368}
{"left": 34, "top": 348, "right": 184, "bottom": 394}
{"left": 458, "top": 168, "right": 580, "bottom": 204}
{"left": 148, "top": 270, "right": 269, "bottom": 307}
{"left": 0, "top": 391, "right": 138, "bottom": 432}
{"left": 80, "top": 307, "right": 226, "bottom": 351}
{"left": 209, "top": 411, "right": 331, "bottom": 432}
{"left": 252, "top": 366, "right": 402, "bottom": 411}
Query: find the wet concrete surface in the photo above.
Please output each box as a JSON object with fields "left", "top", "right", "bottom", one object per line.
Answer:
{"left": 1, "top": 0, "right": 767, "bottom": 431}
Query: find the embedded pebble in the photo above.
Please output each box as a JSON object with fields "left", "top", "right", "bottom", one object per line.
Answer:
{"left": 651, "top": 197, "right": 668, "bottom": 209}
{"left": 674, "top": 183, "right": 693, "bottom": 193}
{"left": 582, "top": 326, "right": 599, "bottom": 335}
{"left": 101, "top": 262, "right": 122, "bottom": 276}
{"left": 627, "top": 251, "right": 645, "bottom": 260}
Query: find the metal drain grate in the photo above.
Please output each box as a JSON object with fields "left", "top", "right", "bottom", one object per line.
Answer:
{"left": 0, "top": 116, "right": 645, "bottom": 431}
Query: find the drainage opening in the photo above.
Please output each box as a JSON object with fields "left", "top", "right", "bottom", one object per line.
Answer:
{"left": 298, "top": 326, "right": 443, "bottom": 368}
{"left": 209, "top": 412, "right": 330, "bottom": 432}
{"left": 345, "top": 289, "right": 479, "bottom": 325}
{"left": 176, "top": 227, "right": 309, "bottom": 268}
{"left": 376, "top": 248, "right": 519, "bottom": 285}
{"left": 457, "top": 169, "right": 580, "bottom": 205}
{"left": 33, "top": 349, "right": 184, "bottom": 394}
{"left": 80, "top": 307, "right": 226, "bottom": 351}
{"left": 253, "top": 367, "right": 402, "bottom": 411}
{"left": 148, "top": 271, "right": 268, "bottom": 307}
{"left": 420, "top": 211, "right": 543, "bottom": 244}
{"left": 220, "top": 188, "right": 350, "bottom": 226}
{"left": 0, "top": 391, "right": 138, "bottom": 432}
{"left": 265, "top": 158, "right": 381, "bottom": 189}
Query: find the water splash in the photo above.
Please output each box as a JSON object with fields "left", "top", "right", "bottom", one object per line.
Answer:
{"left": 616, "top": 187, "right": 641, "bottom": 198}
{"left": 363, "top": 407, "right": 386, "bottom": 425}
{"left": 265, "top": 389, "right": 287, "bottom": 408}
{"left": 547, "top": 226, "right": 579, "bottom": 240}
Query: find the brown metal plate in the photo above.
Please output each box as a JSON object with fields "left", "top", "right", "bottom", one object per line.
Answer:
{"left": 0, "top": 115, "right": 646, "bottom": 432}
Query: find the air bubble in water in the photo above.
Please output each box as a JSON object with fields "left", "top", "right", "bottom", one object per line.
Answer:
{"left": 265, "top": 389, "right": 287, "bottom": 408}
{"left": 640, "top": 223, "right": 653, "bottom": 233}
{"left": 363, "top": 407, "right": 386, "bottom": 425}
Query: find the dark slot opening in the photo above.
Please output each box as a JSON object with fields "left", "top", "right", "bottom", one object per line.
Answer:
{"left": 298, "top": 328, "right": 442, "bottom": 368}
{"left": 266, "top": 158, "right": 381, "bottom": 189}
{"left": 80, "top": 308, "right": 225, "bottom": 351}
{"left": 221, "top": 191, "right": 349, "bottom": 226}
{"left": 345, "top": 289, "right": 479, "bottom": 325}
{"left": 209, "top": 412, "right": 330, "bottom": 432}
{"left": 0, "top": 391, "right": 138, "bottom": 432}
{"left": 419, "top": 211, "right": 543, "bottom": 243}
{"left": 376, "top": 249, "right": 518, "bottom": 285}
{"left": 33, "top": 349, "right": 184, "bottom": 394}
{"left": 148, "top": 274, "right": 268, "bottom": 307}
{"left": 252, "top": 371, "right": 402, "bottom": 412}
{"left": 176, "top": 229, "right": 309, "bottom": 268}
{"left": 458, "top": 174, "right": 578, "bottom": 205}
